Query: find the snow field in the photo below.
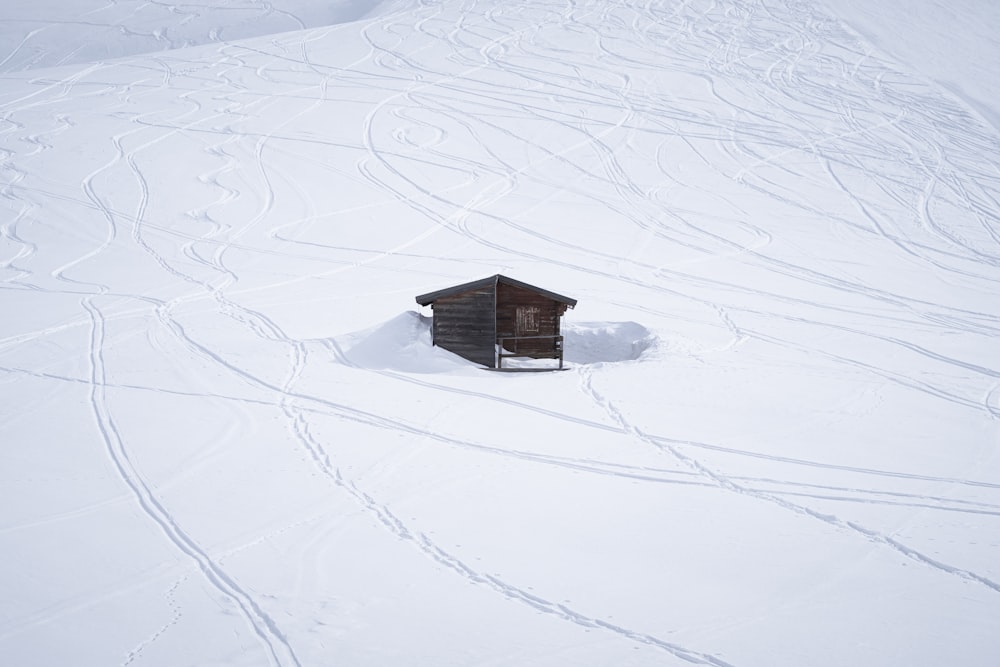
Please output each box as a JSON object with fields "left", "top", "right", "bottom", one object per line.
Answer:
{"left": 1, "top": 0, "right": 999, "bottom": 665}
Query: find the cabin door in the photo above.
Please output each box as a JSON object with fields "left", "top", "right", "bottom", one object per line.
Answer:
{"left": 515, "top": 305, "right": 540, "bottom": 353}
{"left": 516, "top": 306, "right": 539, "bottom": 335}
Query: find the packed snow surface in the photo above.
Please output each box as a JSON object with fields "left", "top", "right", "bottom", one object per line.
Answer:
{"left": 1, "top": 0, "right": 999, "bottom": 665}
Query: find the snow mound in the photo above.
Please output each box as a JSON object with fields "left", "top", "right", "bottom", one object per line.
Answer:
{"left": 334, "top": 314, "right": 656, "bottom": 371}
{"left": 334, "top": 311, "right": 471, "bottom": 373}
{"left": 562, "top": 321, "right": 657, "bottom": 364}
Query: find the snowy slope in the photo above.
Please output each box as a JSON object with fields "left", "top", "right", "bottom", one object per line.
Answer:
{"left": 820, "top": 0, "right": 1000, "bottom": 132}
{"left": 1, "top": 1, "right": 999, "bottom": 666}
{"left": 0, "top": 0, "right": 385, "bottom": 72}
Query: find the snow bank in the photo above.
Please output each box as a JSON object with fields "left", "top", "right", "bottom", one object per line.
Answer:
{"left": 335, "top": 313, "right": 657, "bottom": 371}
{"left": 562, "top": 321, "right": 657, "bottom": 365}
{"left": 333, "top": 311, "right": 470, "bottom": 373}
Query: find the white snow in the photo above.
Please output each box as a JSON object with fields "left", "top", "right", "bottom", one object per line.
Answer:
{"left": 1, "top": 0, "right": 999, "bottom": 666}
{"left": 820, "top": 0, "right": 1000, "bottom": 132}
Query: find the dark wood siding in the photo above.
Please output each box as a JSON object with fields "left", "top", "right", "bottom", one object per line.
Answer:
{"left": 417, "top": 274, "right": 574, "bottom": 368}
{"left": 495, "top": 282, "right": 562, "bottom": 357}
{"left": 431, "top": 287, "right": 497, "bottom": 367}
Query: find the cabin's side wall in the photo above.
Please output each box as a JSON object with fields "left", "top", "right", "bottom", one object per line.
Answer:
{"left": 431, "top": 287, "right": 497, "bottom": 367}
{"left": 495, "top": 283, "right": 564, "bottom": 357}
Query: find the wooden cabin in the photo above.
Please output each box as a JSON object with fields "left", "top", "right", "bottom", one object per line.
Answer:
{"left": 415, "top": 274, "right": 577, "bottom": 369}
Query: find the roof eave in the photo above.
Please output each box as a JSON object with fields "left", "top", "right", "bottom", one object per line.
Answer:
{"left": 495, "top": 274, "right": 577, "bottom": 307}
{"left": 414, "top": 275, "right": 498, "bottom": 306}
{"left": 415, "top": 274, "right": 577, "bottom": 308}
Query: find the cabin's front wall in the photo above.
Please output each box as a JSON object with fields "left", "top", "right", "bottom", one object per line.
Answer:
{"left": 431, "top": 286, "right": 497, "bottom": 367}
{"left": 495, "top": 282, "right": 564, "bottom": 358}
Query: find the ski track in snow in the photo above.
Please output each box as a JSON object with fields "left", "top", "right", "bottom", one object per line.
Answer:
{"left": 0, "top": 36, "right": 308, "bottom": 667}
{"left": 1, "top": 0, "right": 999, "bottom": 663}
{"left": 283, "top": 343, "right": 738, "bottom": 665}
{"left": 579, "top": 365, "right": 1000, "bottom": 595}
{"left": 84, "top": 295, "right": 302, "bottom": 667}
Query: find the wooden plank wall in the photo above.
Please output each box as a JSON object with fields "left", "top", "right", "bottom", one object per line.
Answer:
{"left": 496, "top": 283, "right": 563, "bottom": 357}
{"left": 432, "top": 287, "right": 497, "bottom": 367}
